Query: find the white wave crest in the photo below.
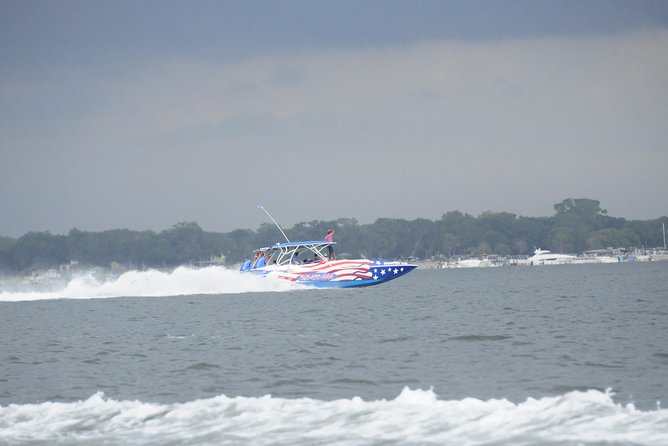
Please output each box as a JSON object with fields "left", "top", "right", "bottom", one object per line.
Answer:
{"left": 1, "top": 388, "right": 666, "bottom": 445}
{"left": 0, "top": 266, "right": 296, "bottom": 302}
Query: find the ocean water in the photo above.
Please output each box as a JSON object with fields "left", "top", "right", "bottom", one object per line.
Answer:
{"left": 1, "top": 262, "right": 667, "bottom": 445}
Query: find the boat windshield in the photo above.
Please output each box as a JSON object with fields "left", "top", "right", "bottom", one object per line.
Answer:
{"left": 257, "top": 241, "right": 335, "bottom": 266}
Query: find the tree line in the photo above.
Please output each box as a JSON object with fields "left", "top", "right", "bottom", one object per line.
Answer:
{"left": 1, "top": 198, "right": 666, "bottom": 273}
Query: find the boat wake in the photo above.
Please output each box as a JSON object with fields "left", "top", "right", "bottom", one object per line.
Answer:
{"left": 0, "top": 266, "right": 297, "bottom": 302}
{"left": 1, "top": 388, "right": 666, "bottom": 445}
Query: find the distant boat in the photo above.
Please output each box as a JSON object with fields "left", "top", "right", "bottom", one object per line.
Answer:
{"left": 523, "top": 248, "right": 577, "bottom": 265}
{"left": 577, "top": 249, "right": 623, "bottom": 264}
{"left": 445, "top": 255, "right": 502, "bottom": 268}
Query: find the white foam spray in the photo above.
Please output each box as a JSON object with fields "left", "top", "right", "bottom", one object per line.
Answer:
{"left": 0, "top": 266, "right": 297, "bottom": 302}
{"left": 1, "top": 388, "right": 666, "bottom": 445}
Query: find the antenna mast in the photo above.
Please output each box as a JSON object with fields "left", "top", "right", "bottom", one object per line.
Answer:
{"left": 257, "top": 205, "right": 290, "bottom": 243}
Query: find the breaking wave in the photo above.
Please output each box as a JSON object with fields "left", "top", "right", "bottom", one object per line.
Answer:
{"left": 0, "top": 266, "right": 296, "bottom": 302}
{"left": 1, "top": 388, "right": 666, "bottom": 445}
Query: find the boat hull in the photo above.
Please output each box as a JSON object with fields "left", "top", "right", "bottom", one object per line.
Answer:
{"left": 252, "top": 259, "right": 417, "bottom": 288}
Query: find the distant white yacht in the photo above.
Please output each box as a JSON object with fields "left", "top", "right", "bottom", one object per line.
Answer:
{"left": 447, "top": 255, "right": 501, "bottom": 268}
{"left": 577, "top": 249, "right": 622, "bottom": 264}
{"left": 524, "top": 248, "right": 577, "bottom": 265}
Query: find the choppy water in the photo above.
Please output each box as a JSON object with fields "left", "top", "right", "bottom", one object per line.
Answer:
{"left": 1, "top": 262, "right": 667, "bottom": 445}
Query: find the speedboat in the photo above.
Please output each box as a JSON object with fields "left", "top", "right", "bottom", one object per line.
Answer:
{"left": 240, "top": 240, "right": 417, "bottom": 288}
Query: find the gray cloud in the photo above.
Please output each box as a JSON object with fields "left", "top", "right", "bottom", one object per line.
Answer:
{"left": 2, "top": 30, "right": 667, "bottom": 236}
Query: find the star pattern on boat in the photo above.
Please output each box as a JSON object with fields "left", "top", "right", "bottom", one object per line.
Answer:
{"left": 371, "top": 264, "right": 406, "bottom": 280}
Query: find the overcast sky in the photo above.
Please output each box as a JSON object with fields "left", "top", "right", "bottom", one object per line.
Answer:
{"left": 1, "top": 1, "right": 667, "bottom": 237}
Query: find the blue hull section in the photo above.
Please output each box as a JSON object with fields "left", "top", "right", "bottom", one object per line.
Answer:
{"left": 249, "top": 262, "right": 417, "bottom": 288}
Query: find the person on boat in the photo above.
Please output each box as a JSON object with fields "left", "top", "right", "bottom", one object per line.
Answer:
{"left": 255, "top": 252, "right": 266, "bottom": 268}
{"left": 325, "top": 229, "right": 336, "bottom": 260}
{"left": 291, "top": 252, "right": 301, "bottom": 264}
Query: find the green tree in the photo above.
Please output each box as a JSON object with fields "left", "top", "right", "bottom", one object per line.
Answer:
{"left": 9, "top": 232, "right": 68, "bottom": 271}
{"left": 554, "top": 198, "right": 607, "bottom": 217}
{"left": 548, "top": 227, "right": 576, "bottom": 253}
{"left": 586, "top": 228, "right": 641, "bottom": 250}
{"left": 1, "top": 198, "right": 664, "bottom": 273}
{"left": 441, "top": 232, "right": 460, "bottom": 257}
